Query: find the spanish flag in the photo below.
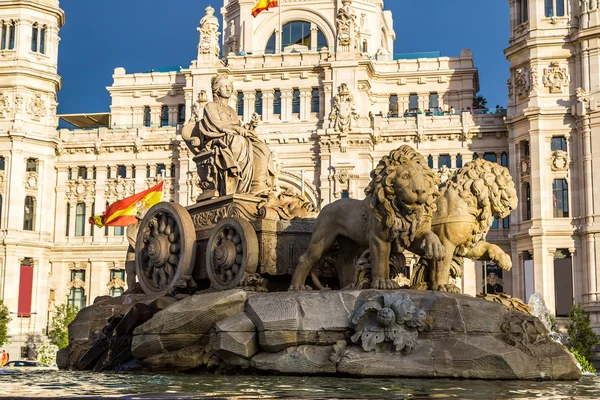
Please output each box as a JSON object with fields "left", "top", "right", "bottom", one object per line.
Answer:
{"left": 252, "top": 0, "right": 278, "bottom": 17}
{"left": 89, "top": 181, "right": 163, "bottom": 228}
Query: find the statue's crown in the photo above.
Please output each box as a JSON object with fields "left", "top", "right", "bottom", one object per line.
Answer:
{"left": 205, "top": 5, "right": 215, "bottom": 15}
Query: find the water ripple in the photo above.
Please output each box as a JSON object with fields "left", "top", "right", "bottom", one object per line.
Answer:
{"left": 0, "top": 370, "right": 598, "bottom": 399}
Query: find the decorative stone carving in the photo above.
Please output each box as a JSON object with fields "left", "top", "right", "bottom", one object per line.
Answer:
{"left": 28, "top": 93, "right": 46, "bottom": 119}
{"left": 530, "top": 69, "right": 539, "bottom": 91}
{"left": 24, "top": 172, "right": 39, "bottom": 191}
{"left": 437, "top": 165, "right": 452, "bottom": 183}
{"left": 0, "top": 170, "right": 5, "bottom": 192}
{"left": 410, "top": 159, "right": 518, "bottom": 293}
{"left": 66, "top": 177, "right": 96, "bottom": 203}
{"left": 67, "top": 276, "right": 86, "bottom": 289}
{"left": 543, "top": 62, "right": 570, "bottom": 93}
{"left": 329, "top": 83, "right": 359, "bottom": 133}
{"left": 520, "top": 157, "right": 531, "bottom": 176}
{"left": 191, "top": 90, "right": 209, "bottom": 122}
{"left": 14, "top": 94, "right": 25, "bottom": 114}
{"left": 107, "top": 272, "right": 126, "bottom": 290}
{"left": 551, "top": 150, "right": 569, "bottom": 171}
{"left": 181, "top": 75, "right": 276, "bottom": 200}
{"left": 336, "top": 0, "right": 357, "bottom": 51}
{"left": 145, "top": 176, "right": 174, "bottom": 201}
{"left": 507, "top": 78, "right": 513, "bottom": 100}
{"left": 198, "top": 6, "right": 220, "bottom": 59}
{"left": 290, "top": 146, "right": 444, "bottom": 291}
{"left": 514, "top": 68, "right": 530, "bottom": 98}
{"left": 0, "top": 91, "right": 12, "bottom": 117}
{"left": 257, "top": 189, "right": 317, "bottom": 220}
{"left": 104, "top": 177, "right": 135, "bottom": 201}
{"left": 350, "top": 292, "right": 428, "bottom": 353}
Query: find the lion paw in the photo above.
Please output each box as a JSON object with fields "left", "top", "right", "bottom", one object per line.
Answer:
{"left": 497, "top": 254, "right": 513, "bottom": 271}
{"left": 371, "top": 279, "right": 401, "bottom": 290}
{"left": 288, "top": 284, "right": 312, "bottom": 291}
{"left": 432, "top": 284, "right": 461, "bottom": 293}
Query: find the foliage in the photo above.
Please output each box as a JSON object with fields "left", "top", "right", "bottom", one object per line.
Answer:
{"left": 549, "top": 315, "right": 557, "bottom": 332}
{"left": 566, "top": 304, "right": 600, "bottom": 362}
{"left": 48, "top": 304, "right": 79, "bottom": 349}
{"left": 25, "top": 333, "right": 43, "bottom": 360}
{"left": 570, "top": 348, "right": 597, "bottom": 373}
{"left": 0, "top": 299, "right": 10, "bottom": 347}
{"left": 473, "top": 95, "right": 488, "bottom": 109}
{"left": 38, "top": 343, "right": 59, "bottom": 366}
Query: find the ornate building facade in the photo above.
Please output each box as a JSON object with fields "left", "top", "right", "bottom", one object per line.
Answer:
{"left": 2, "top": 0, "right": 593, "bottom": 357}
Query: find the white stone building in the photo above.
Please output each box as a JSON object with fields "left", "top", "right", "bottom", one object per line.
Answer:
{"left": 0, "top": 0, "right": 594, "bottom": 357}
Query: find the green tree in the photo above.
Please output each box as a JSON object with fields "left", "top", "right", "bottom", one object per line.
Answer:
{"left": 48, "top": 304, "right": 79, "bottom": 349}
{"left": 0, "top": 299, "right": 10, "bottom": 347}
{"left": 473, "top": 94, "right": 488, "bottom": 110}
{"left": 566, "top": 304, "right": 600, "bottom": 363}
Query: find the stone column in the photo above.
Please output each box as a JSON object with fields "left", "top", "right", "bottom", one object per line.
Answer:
{"left": 300, "top": 88, "right": 312, "bottom": 121}
{"left": 168, "top": 105, "right": 178, "bottom": 126}
{"left": 431, "top": 155, "right": 439, "bottom": 169}
{"left": 85, "top": 202, "right": 93, "bottom": 237}
{"left": 546, "top": 248, "right": 557, "bottom": 315}
{"left": 55, "top": 166, "right": 69, "bottom": 238}
{"left": 263, "top": 89, "right": 274, "bottom": 123}
{"left": 281, "top": 89, "right": 293, "bottom": 122}
{"left": 150, "top": 106, "right": 161, "bottom": 128}
{"left": 244, "top": 91, "right": 255, "bottom": 124}
{"left": 93, "top": 166, "right": 107, "bottom": 244}
{"left": 67, "top": 203, "right": 76, "bottom": 238}
{"left": 461, "top": 258, "right": 477, "bottom": 296}
{"left": 310, "top": 26, "right": 318, "bottom": 52}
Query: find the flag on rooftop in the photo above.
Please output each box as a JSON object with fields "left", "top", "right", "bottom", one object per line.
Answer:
{"left": 88, "top": 181, "right": 163, "bottom": 228}
{"left": 252, "top": 0, "right": 278, "bottom": 17}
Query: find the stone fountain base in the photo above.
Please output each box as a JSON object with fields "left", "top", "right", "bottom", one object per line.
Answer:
{"left": 58, "top": 288, "right": 580, "bottom": 380}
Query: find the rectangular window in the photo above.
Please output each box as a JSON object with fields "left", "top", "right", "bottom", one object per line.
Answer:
{"left": 0, "top": 194, "right": 2, "bottom": 228}
{"left": 311, "top": 88, "right": 320, "bottom": 113}
{"left": 429, "top": 93, "right": 439, "bottom": 111}
{"left": 8, "top": 24, "right": 15, "bottom": 50}
{"left": 1, "top": 24, "right": 6, "bottom": 50}
{"left": 109, "top": 271, "right": 125, "bottom": 297}
{"left": 68, "top": 287, "right": 86, "bottom": 310}
{"left": 483, "top": 153, "right": 498, "bottom": 163}
{"left": 551, "top": 136, "right": 567, "bottom": 152}
{"left": 39, "top": 27, "right": 45, "bottom": 54}
{"left": 26, "top": 158, "right": 37, "bottom": 172}
{"left": 519, "top": 0, "right": 529, "bottom": 23}
{"left": 90, "top": 202, "right": 95, "bottom": 236}
{"left": 292, "top": 89, "right": 300, "bottom": 114}
{"left": 273, "top": 90, "right": 281, "bottom": 115}
{"left": 77, "top": 166, "right": 87, "bottom": 179}
{"left": 237, "top": 92, "right": 244, "bottom": 117}
{"left": 456, "top": 154, "right": 463, "bottom": 168}
{"left": 556, "top": 0, "right": 565, "bottom": 17}
{"left": 23, "top": 196, "right": 35, "bottom": 231}
{"left": 255, "top": 91, "right": 263, "bottom": 116}
{"left": 438, "top": 155, "right": 451, "bottom": 168}
{"left": 114, "top": 226, "right": 124, "bottom": 236}
{"left": 170, "top": 164, "right": 176, "bottom": 178}
{"left": 545, "top": 0, "right": 553, "bottom": 17}
{"left": 117, "top": 165, "right": 127, "bottom": 178}
{"left": 160, "top": 106, "right": 169, "bottom": 127}
{"left": 501, "top": 152, "right": 508, "bottom": 167}
{"left": 0, "top": 156, "right": 4, "bottom": 170}
{"left": 156, "top": 163, "right": 166, "bottom": 177}
{"left": 523, "top": 182, "right": 531, "bottom": 220}
{"left": 389, "top": 95, "right": 398, "bottom": 116}
{"left": 427, "top": 155, "right": 433, "bottom": 169}
{"left": 491, "top": 218, "right": 499, "bottom": 229}
{"left": 65, "top": 204, "right": 70, "bottom": 237}
{"left": 17, "top": 263, "right": 34, "bottom": 317}
{"left": 143, "top": 106, "right": 151, "bottom": 127}
{"left": 31, "top": 26, "right": 38, "bottom": 52}
{"left": 503, "top": 215, "right": 510, "bottom": 229}
{"left": 75, "top": 203, "right": 86, "bottom": 236}
{"left": 178, "top": 104, "right": 186, "bottom": 123}
{"left": 553, "top": 179, "right": 569, "bottom": 217}
{"left": 409, "top": 94, "right": 418, "bottom": 111}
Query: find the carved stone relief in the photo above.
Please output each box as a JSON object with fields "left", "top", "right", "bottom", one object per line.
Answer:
{"left": 336, "top": 0, "right": 357, "bottom": 51}
{"left": 66, "top": 177, "right": 96, "bottom": 204}
{"left": 198, "top": 6, "right": 220, "bottom": 59}
{"left": 0, "top": 91, "right": 12, "bottom": 117}
{"left": 25, "top": 172, "right": 39, "bottom": 191}
{"left": 329, "top": 83, "right": 359, "bottom": 133}
{"left": 28, "top": 93, "right": 46, "bottom": 120}
{"left": 515, "top": 68, "right": 530, "bottom": 98}
{"left": 507, "top": 78, "right": 513, "bottom": 100}
{"left": 551, "top": 150, "right": 568, "bottom": 172}
{"left": 520, "top": 157, "right": 531, "bottom": 177}
{"left": 543, "top": 62, "right": 570, "bottom": 93}
{"left": 105, "top": 177, "right": 135, "bottom": 201}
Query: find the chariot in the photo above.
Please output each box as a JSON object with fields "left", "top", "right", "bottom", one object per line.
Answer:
{"left": 134, "top": 194, "right": 319, "bottom": 296}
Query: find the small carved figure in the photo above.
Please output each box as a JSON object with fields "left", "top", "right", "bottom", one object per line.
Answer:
{"left": 289, "top": 145, "right": 444, "bottom": 291}
{"left": 198, "top": 6, "right": 221, "bottom": 58}
{"left": 336, "top": 0, "right": 356, "bottom": 48}
{"left": 329, "top": 83, "right": 359, "bottom": 133}
{"left": 182, "top": 74, "right": 277, "bottom": 198}
{"left": 412, "top": 159, "right": 518, "bottom": 292}
{"left": 191, "top": 90, "right": 209, "bottom": 122}
{"left": 125, "top": 209, "right": 148, "bottom": 289}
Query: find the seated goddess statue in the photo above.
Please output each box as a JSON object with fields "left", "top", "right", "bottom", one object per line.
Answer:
{"left": 182, "top": 74, "right": 276, "bottom": 199}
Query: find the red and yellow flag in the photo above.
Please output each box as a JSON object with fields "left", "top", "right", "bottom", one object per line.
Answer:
{"left": 252, "top": 0, "right": 278, "bottom": 17}
{"left": 89, "top": 181, "right": 163, "bottom": 228}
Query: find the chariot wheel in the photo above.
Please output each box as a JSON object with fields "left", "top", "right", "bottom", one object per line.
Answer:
{"left": 135, "top": 202, "right": 196, "bottom": 296}
{"left": 206, "top": 217, "right": 259, "bottom": 290}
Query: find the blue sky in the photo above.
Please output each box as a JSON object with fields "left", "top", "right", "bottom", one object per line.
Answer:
{"left": 57, "top": 0, "right": 509, "bottom": 114}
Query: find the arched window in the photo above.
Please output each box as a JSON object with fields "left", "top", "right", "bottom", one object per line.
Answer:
{"left": 265, "top": 21, "right": 327, "bottom": 54}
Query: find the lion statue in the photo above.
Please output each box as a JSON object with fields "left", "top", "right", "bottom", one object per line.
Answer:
{"left": 410, "top": 158, "right": 518, "bottom": 293}
{"left": 289, "top": 145, "right": 445, "bottom": 291}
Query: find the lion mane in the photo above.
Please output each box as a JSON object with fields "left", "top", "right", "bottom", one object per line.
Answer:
{"left": 448, "top": 158, "right": 518, "bottom": 254}
{"left": 364, "top": 145, "right": 441, "bottom": 248}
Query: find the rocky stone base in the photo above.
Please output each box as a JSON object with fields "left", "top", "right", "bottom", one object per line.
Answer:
{"left": 59, "top": 289, "right": 581, "bottom": 380}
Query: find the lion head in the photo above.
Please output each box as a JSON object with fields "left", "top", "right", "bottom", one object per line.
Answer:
{"left": 364, "top": 145, "right": 441, "bottom": 247}
{"left": 450, "top": 158, "right": 518, "bottom": 251}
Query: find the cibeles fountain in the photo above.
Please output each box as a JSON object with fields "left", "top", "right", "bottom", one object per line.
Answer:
{"left": 57, "top": 75, "right": 580, "bottom": 380}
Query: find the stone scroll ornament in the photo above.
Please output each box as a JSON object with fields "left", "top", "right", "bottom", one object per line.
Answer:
{"left": 349, "top": 292, "right": 429, "bottom": 353}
